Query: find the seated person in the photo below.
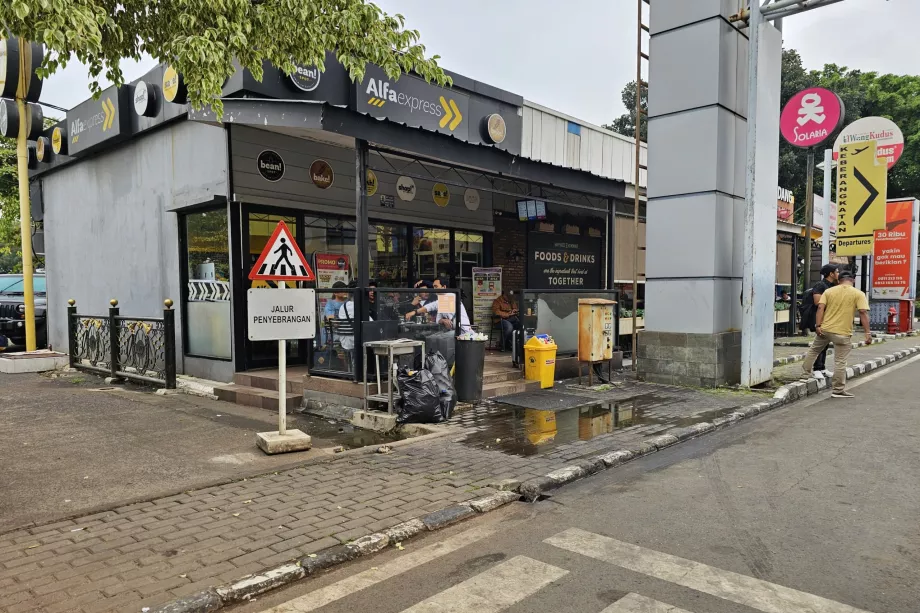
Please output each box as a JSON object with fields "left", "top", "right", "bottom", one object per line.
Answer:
{"left": 404, "top": 279, "right": 471, "bottom": 334}
{"left": 321, "top": 281, "right": 348, "bottom": 346}
{"left": 491, "top": 290, "right": 520, "bottom": 350}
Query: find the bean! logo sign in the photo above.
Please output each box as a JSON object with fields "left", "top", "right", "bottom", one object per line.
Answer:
{"left": 780, "top": 87, "right": 844, "bottom": 149}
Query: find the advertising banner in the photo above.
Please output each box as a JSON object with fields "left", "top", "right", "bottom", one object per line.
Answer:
{"left": 472, "top": 267, "right": 502, "bottom": 326}
{"left": 527, "top": 233, "right": 602, "bottom": 290}
{"left": 835, "top": 141, "right": 888, "bottom": 255}
{"left": 313, "top": 253, "right": 351, "bottom": 288}
{"left": 812, "top": 194, "right": 837, "bottom": 234}
{"left": 777, "top": 187, "right": 794, "bottom": 222}
{"left": 871, "top": 199, "right": 918, "bottom": 299}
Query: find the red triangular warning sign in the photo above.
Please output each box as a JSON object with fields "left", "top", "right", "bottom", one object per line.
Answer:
{"left": 248, "top": 221, "right": 316, "bottom": 282}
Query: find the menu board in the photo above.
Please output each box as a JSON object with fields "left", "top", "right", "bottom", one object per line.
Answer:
{"left": 472, "top": 267, "right": 503, "bottom": 326}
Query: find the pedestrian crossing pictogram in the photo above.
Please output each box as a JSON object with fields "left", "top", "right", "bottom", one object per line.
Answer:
{"left": 248, "top": 220, "right": 316, "bottom": 282}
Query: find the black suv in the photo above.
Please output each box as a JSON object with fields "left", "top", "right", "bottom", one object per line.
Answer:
{"left": 0, "top": 274, "right": 47, "bottom": 350}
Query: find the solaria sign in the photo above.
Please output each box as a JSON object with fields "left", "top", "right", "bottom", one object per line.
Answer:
{"left": 780, "top": 87, "right": 844, "bottom": 148}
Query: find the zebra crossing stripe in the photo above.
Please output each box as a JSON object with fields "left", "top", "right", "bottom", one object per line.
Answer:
{"left": 600, "top": 593, "right": 692, "bottom": 613}
{"left": 398, "top": 556, "right": 567, "bottom": 613}
{"left": 544, "top": 529, "right": 875, "bottom": 613}
{"left": 254, "top": 522, "right": 511, "bottom": 613}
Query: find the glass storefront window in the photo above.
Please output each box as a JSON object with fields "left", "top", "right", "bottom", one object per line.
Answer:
{"left": 414, "top": 227, "right": 451, "bottom": 282}
{"left": 185, "top": 209, "right": 231, "bottom": 359}
{"left": 370, "top": 223, "right": 408, "bottom": 287}
{"left": 455, "top": 232, "right": 483, "bottom": 318}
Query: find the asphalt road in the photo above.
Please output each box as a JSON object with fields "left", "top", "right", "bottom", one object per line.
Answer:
{"left": 238, "top": 355, "right": 920, "bottom": 613}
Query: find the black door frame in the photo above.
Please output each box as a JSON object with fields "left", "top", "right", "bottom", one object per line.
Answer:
{"left": 236, "top": 202, "right": 310, "bottom": 371}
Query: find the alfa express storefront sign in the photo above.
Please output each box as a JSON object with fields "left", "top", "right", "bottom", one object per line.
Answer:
{"left": 527, "top": 233, "right": 602, "bottom": 290}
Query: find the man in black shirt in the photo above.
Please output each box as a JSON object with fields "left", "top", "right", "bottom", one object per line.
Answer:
{"left": 806, "top": 264, "right": 839, "bottom": 372}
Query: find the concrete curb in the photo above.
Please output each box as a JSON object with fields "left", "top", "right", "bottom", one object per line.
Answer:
{"left": 149, "top": 490, "right": 521, "bottom": 613}
{"left": 151, "top": 344, "right": 920, "bottom": 613}
{"left": 771, "top": 335, "right": 902, "bottom": 367}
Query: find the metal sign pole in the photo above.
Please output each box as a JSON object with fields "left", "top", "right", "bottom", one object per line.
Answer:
{"left": 822, "top": 148, "right": 832, "bottom": 264}
{"left": 803, "top": 148, "right": 816, "bottom": 295}
{"left": 277, "top": 280, "right": 287, "bottom": 436}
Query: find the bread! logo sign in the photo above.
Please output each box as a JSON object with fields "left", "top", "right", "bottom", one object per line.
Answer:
{"left": 780, "top": 87, "right": 844, "bottom": 149}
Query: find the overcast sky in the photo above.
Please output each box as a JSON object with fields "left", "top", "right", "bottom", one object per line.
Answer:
{"left": 39, "top": 0, "right": 919, "bottom": 126}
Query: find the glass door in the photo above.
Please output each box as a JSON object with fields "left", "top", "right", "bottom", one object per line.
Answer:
{"left": 242, "top": 207, "right": 307, "bottom": 370}
{"left": 456, "top": 232, "right": 483, "bottom": 322}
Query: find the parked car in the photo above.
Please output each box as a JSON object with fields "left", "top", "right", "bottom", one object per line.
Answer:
{"left": 0, "top": 274, "right": 47, "bottom": 350}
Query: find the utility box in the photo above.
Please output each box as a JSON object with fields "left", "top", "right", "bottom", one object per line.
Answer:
{"left": 577, "top": 299, "right": 617, "bottom": 362}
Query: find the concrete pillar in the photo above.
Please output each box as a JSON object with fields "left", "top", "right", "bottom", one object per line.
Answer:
{"left": 638, "top": 0, "right": 781, "bottom": 387}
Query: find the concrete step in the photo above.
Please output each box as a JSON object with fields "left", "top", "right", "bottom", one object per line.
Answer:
{"left": 234, "top": 371, "right": 305, "bottom": 394}
{"left": 482, "top": 378, "right": 541, "bottom": 399}
{"left": 483, "top": 367, "right": 524, "bottom": 384}
{"left": 214, "top": 384, "right": 301, "bottom": 411}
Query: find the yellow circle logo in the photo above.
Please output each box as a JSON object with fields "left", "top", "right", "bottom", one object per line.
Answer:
{"left": 163, "top": 66, "right": 180, "bottom": 102}
{"left": 51, "top": 127, "right": 63, "bottom": 154}
{"left": 432, "top": 183, "right": 450, "bottom": 207}
{"left": 366, "top": 169, "right": 378, "bottom": 197}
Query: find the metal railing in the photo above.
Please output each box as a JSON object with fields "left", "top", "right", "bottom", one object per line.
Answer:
{"left": 307, "top": 286, "right": 463, "bottom": 382}
{"left": 67, "top": 299, "right": 177, "bottom": 389}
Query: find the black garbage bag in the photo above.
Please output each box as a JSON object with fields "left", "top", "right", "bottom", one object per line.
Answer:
{"left": 396, "top": 367, "right": 443, "bottom": 424}
{"left": 425, "top": 351, "right": 456, "bottom": 420}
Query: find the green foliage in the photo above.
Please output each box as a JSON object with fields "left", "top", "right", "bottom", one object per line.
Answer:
{"left": 2, "top": 0, "right": 448, "bottom": 118}
{"left": 604, "top": 80, "right": 647, "bottom": 140}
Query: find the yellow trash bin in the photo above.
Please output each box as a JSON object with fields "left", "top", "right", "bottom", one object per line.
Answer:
{"left": 524, "top": 336, "right": 558, "bottom": 389}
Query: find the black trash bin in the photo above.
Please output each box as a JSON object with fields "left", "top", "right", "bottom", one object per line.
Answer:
{"left": 455, "top": 338, "right": 487, "bottom": 403}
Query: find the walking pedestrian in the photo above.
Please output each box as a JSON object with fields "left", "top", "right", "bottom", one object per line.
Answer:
{"left": 801, "top": 271, "right": 870, "bottom": 398}
{"left": 801, "top": 264, "right": 839, "bottom": 373}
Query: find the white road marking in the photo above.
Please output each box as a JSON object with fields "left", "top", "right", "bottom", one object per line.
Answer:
{"left": 545, "top": 528, "right": 875, "bottom": 613}
{"left": 601, "top": 593, "right": 693, "bottom": 613}
{"left": 399, "top": 555, "right": 568, "bottom": 613}
{"left": 258, "top": 522, "right": 509, "bottom": 613}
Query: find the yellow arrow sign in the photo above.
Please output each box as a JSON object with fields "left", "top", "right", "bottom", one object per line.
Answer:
{"left": 101, "top": 98, "right": 116, "bottom": 131}
{"left": 836, "top": 140, "right": 888, "bottom": 256}
{"left": 438, "top": 95, "right": 463, "bottom": 131}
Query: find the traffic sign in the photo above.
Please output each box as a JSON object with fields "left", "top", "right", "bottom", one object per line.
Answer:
{"left": 249, "top": 221, "right": 316, "bottom": 282}
{"left": 836, "top": 140, "right": 888, "bottom": 256}
{"left": 247, "top": 288, "right": 316, "bottom": 341}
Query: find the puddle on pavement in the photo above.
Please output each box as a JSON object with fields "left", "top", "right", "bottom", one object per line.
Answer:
{"left": 458, "top": 395, "right": 741, "bottom": 457}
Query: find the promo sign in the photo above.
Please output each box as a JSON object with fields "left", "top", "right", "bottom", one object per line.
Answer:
{"left": 527, "top": 233, "right": 602, "bottom": 290}
{"left": 836, "top": 141, "right": 888, "bottom": 256}
{"left": 871, "top": 199, "right": 918, "bottom": 299}
{"left": 833, "top": 116, "right": 904, "bottom": 170}
{"left": 779, "top": 87, "right": 844, "bottom": 148}
{"left": 357, "top": 64, "right": 469, "bottom": 137}
{"left": 777, "top": 186, "right": 794, "bottom": 222}
{"left": 247, "top": 288, "right": 317, "bottom": 341}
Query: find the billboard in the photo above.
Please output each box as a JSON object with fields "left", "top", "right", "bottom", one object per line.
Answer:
{"left": 871, "top": 199, "right": 919, "bottom": 300}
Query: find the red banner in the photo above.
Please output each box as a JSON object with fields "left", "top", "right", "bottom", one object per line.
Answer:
{"left": 871, "top": 201, "right": 913, "bottom": 299}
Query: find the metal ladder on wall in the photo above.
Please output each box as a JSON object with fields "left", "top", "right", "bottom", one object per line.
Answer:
{"left": 631, "top": 0, "right": 650, "bottom": 370}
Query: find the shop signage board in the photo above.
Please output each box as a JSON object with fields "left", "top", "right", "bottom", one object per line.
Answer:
{"left": 396, "top": 176, "right": 416, "bottom": 201}
{"left": 65, "top": 85, "right": 124, "bottom": 155}
{"left": 812, "top": 194, "right": 837, "bottom": 234}
{"left": 247, "top": 288, "right": 316, "bottom": 341}
{"left": 249, "top": 221, "right": 316, "bottom": 282}
{"left": 836, "top": 141, "right": 888, "bottom": 255}
{"left": 472, "top": 267, "right": 502, "bottom": 327}
{"left": 779, "top": 87, "right": 844, "bottom": 148}
{"left": 871, "top": 199, "right": 919, "bottom": 299}
{"left": 776, "top": 187, "right": 794, "bottom": 222}
{"left": 833, "top": 116, "right": 904, "bottom": 170}
{"left": 527, "top": 233, "right": 602, "bottom": 290}
{"left": 289, "top": 63, "right": 321, "bottom": 92}
{"left": 357, "top": 64, "right": 470, "bottom": 137}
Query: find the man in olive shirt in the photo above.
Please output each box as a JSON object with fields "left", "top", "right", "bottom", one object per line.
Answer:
{"left": 802, "top": 271, "right": 871, "bottom": 398}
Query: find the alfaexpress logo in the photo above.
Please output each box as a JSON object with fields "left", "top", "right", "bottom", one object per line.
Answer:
{"left": 365, "top": 78, "right": 463, "bottom": 131}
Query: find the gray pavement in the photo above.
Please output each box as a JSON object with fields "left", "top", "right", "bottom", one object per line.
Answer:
{"left": 238, "top": 353, "right": 920, "bottom": 613}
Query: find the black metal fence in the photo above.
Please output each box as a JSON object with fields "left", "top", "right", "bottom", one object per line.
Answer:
{"left": 67, "top": 299, "right": 177, "bottom": 389}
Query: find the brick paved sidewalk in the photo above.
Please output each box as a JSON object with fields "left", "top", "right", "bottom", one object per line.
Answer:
{"left": 0, "top": 378, "right": 753, "bottom": 613}
{"left": 772, "top": 334, "right": 920, "bottom": 382}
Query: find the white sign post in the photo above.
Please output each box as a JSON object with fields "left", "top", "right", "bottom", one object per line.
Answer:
{"left": 248, "top": 220, "right": 317, "bottom": 454}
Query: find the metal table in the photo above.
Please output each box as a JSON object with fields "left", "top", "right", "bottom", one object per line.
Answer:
{"left": 363, "top": 339, "right": 426, "bottom": 414}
